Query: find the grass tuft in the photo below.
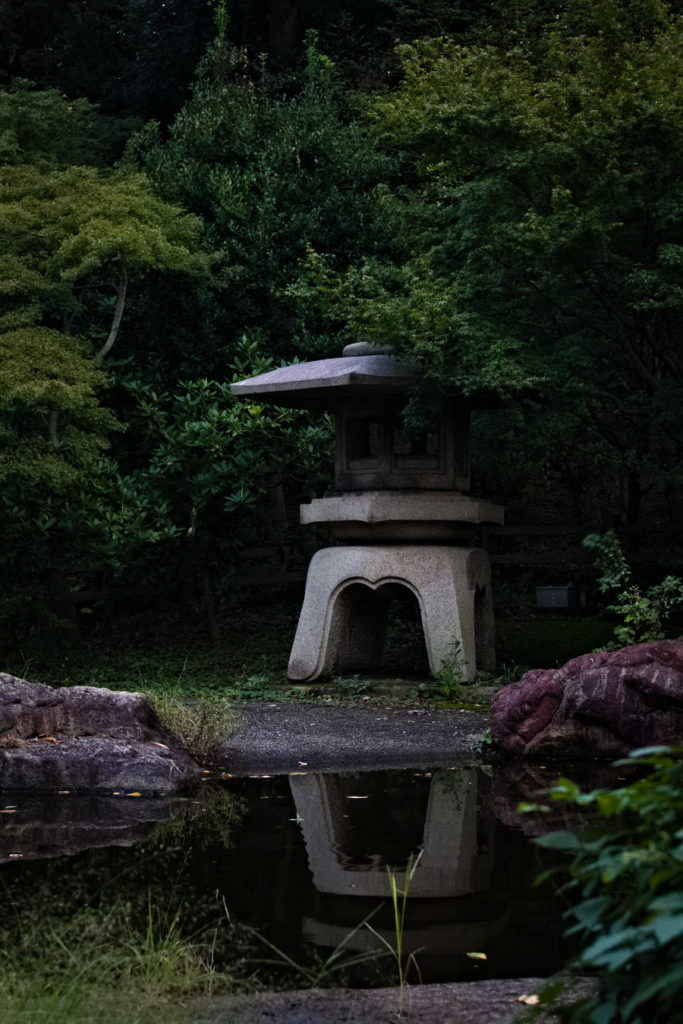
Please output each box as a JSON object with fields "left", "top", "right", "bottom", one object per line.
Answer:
{"left": 0, "top": 893, "right": 239, "bottom": 1024}
{"left": 150, "top": 692, "right": 236, "bottom": 761}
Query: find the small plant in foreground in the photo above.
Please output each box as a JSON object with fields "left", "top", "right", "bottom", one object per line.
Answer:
{"left": 330, "top": 674, "right": 372, "bottom": 697}
{"left": 246, "top": 912, "right": 383, "bottom": 987}
{"left": 365, "top": 851, "right": 423, "bottom": 1009}
{"left": 433, "top": 639, "right": 467, "bottom": 699}
{"left": 533, "top": 747, "right": 683, "bottom": 1023}
{"left": 583, "top": 530, "right": 683, "bottom": 646}
{"left": 0, "top": 892, "right": 240, "bottom": 1024}
{"left": 476, "top": 728, "right": 494, "bottom": 755}
{"left": 493, "top": 661, "right": 529, "bottom": 687}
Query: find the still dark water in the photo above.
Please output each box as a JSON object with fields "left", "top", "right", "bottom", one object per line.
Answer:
{"left": 0, "top": 764, "right": 594, "bottom": 988}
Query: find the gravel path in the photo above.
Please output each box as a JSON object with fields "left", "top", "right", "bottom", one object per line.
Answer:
{"left": 218, "top": 702, "right": 488, "bottom": 774}
{"left": 191, "top": 978, "right": 595, "bottom": 1024}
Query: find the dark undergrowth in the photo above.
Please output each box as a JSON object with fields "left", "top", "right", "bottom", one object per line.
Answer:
{"left": 1, "top": 591, "right": 642, "bottom": 709}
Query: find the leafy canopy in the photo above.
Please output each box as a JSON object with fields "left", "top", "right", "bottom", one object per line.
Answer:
{"left": 290, "top": 0, "right": 683, "bottom": 517}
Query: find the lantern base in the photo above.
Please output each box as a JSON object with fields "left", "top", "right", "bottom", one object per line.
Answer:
{"left": 287, "top": 545, "right": 495, "bottom": 683}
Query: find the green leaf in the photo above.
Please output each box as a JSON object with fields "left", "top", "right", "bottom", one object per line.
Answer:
{"left": 535, "top": 830, "right": 583, "bottom": 851}
{"left": 651, "top": 914, "right": 683, "bottom": 947}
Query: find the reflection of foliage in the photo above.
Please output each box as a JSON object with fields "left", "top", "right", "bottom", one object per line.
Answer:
{"left": 583, "top": 530, "right": 683, "bottom": 645}
{"left": 536, "top": 748, "right": 683, "bottom": 1024}
{"left": 148, "top": 783, "right": 245, "bottom": 851}
{"left": 0, "top": 783, "right": 251, "bottom": 1023}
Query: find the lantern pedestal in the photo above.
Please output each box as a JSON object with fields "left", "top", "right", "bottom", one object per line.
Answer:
{"left": 287, "top": 544, "right": 495, "bottom": 683}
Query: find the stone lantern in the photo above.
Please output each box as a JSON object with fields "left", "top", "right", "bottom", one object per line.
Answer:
{"left": 230, "top": 343, "right": 503, "bottom": 682}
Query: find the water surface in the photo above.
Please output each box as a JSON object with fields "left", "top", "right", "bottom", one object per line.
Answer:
{"left": 0, "top": 763, "right": 597, "bottom": 988}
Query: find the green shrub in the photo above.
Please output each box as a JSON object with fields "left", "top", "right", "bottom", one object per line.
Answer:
{"left": 536, "top": 747, "right": 683, "bottom": 1023}
{"left": 583, "top": 531, "right": 683, "bottom": 646}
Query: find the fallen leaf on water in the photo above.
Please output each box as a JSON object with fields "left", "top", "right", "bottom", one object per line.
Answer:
{"left": 218, "top": 772, "right": 233, "bottom": 779}
{"left": 298, "top": 761, "right": 308, "bottom": 766}
{"left": 125, "top": 792, "right": 142, "bottom": 797}
{"left": 57, "top": 790, "right": 70, "bottom": 795}
{"left": 517, "top": 994, "right": 540, "bottom": 1006}
{"left": 0, "top": 809, "right": 17, "bottom": 814}
{"left": 466, "top": 952, "right": 487, "bottom": 960}
{"left": 9, "top": 853, "right": 22, "bottom": 858}
{"left": 346, "top": 795, "right": 369, "bottom": 800}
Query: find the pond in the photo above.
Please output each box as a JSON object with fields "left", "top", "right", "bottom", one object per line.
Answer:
{"left": 0, "top": 761, "right": 609, "bottom": 1019}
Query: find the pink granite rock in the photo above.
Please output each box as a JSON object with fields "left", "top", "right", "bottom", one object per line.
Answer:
{"left": 490, "top": 640, "right": 683, "bottom": 756}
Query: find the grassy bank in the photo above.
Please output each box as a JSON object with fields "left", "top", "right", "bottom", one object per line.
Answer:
{"left": 3, "top": 593, "right": 627, "bottom": 708}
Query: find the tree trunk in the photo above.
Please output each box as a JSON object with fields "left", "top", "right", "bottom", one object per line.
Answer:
{"left": 95, "top": 260, "right": 128, "bottom": 363}
{"left": 47, "top": 408, "right": 60, "bottom": 447}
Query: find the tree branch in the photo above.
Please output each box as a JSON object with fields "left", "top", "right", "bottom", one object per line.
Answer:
{"left": 47, "top": 408, "right": 60, "bottom": 447}
{"left": 95, "top": 260, "right": 128, "bottom": 363}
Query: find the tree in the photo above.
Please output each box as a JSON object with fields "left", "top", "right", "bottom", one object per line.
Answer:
{"left": 0, "top": 79, "right": 337, "bottom": 648}
{"left": 0, "top": 85, "right": 210, "bottom": 644}
{"left": 0, "top": 80, "right": 128, "bottom": 168}
{"left": 130, "top": 37, "right": 395, "bottom": 370}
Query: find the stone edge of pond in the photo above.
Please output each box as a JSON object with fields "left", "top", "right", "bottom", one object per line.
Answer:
{"left": 189, "top": 977, "right": 597, "bottom": 1024}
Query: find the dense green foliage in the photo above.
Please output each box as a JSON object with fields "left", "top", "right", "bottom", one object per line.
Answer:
{"left": 537, "top": 748, "right": 683, "bottom": 1023}
{"left": 1, "top": 0, "right": 682, "bottom": 650}
{"left": 134, "top": 37, "right": 395, "bottom": 365}
{"left": 292, "top": 1, "right": 683, "bottom": 519}
{"left": 0, "top": 87, "right": 213, "bottom": 640}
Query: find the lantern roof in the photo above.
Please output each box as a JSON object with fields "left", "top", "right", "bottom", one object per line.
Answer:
{"left": 229, "top": 343, "right": 418, "bottom": 409}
